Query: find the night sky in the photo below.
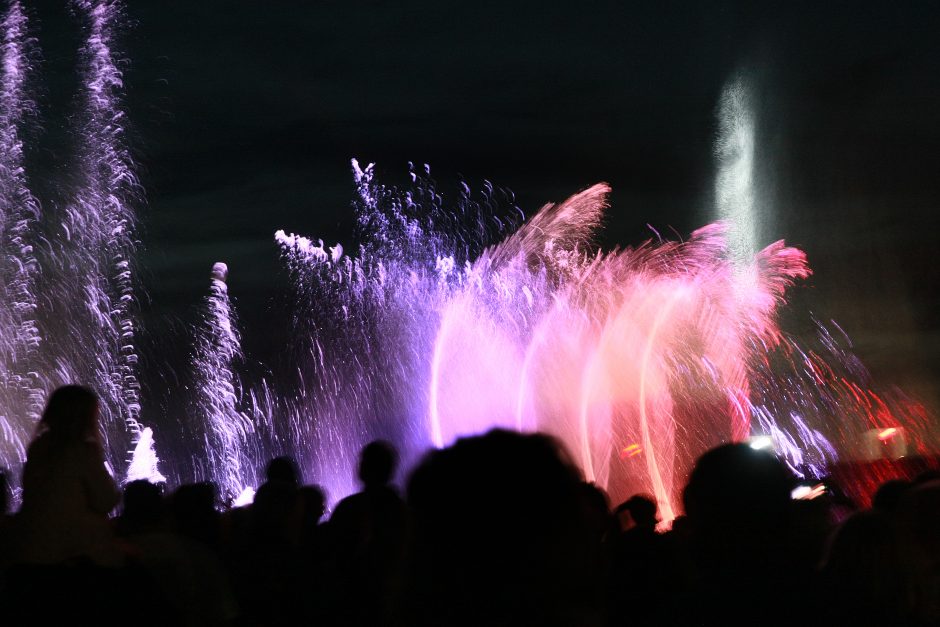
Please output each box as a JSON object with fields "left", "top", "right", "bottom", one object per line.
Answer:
{"left": 29, "top": 1, "right": 940, "bottom": 418}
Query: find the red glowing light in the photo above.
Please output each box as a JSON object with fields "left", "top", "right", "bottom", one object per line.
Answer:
{"left": 877, "top": 427, "right": 898, "bottom": 442}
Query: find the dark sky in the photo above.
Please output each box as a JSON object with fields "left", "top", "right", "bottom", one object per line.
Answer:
{"left": 31, "top": 0, "right": 940, "bottom": 414}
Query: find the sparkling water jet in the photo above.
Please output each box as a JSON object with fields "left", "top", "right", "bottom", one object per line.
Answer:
{"left": 0, "top": 0, "right": 42, "bottom": 473}
{"left": 276, "top": 166, "right": 812, "bottom": 518}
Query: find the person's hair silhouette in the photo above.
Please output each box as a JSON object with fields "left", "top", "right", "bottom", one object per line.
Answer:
{"left": 37, "top": 384, "right": 100, "bottom": 442}
{"left": 358, "top": 440, "right": 397, "bottom": 488}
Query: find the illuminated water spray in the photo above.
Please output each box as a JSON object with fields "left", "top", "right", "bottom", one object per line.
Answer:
{"left": 0, "top": 1, "right": 42, "bottom": 470}
{"left": 125, "top": 427, "right": 166, "bottom": 484}
{"left": 190, "top": 263, "right": 257, "bottom": 501}
{"left": 49, "top": 0, "right": 145, "bottom": 473}
{"left": 0, "top": 0, "right": 931, "bottom": 512}
{"left": 276, "top": 165, "right": 811, "bottom": 518}
{"left": 716, "top": 74, "right": 758, "bottom": 263}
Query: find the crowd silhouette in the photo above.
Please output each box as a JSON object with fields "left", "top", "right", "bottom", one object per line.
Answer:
{"left": 1, "top": 385, "right": 939, "bottom": 626}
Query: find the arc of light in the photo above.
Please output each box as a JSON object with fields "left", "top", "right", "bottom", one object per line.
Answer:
{"left": 515, "top": 328, "right": 541, "bottom": 433}
{"left": 577, "top": 344, "right": 604, "bottom": 483}
{"left": 428, "top": 306, "right": 453, "bottom": 448}
{"left": 515, "top": 298, "right": 566, "bottom": 433}
{"left": 637, "top": 287, "right": 688, "bottom": 523}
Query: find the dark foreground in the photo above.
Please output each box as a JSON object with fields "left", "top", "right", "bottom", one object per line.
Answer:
{"left": 1, "top": 397, "right": 940, "bottom": 626}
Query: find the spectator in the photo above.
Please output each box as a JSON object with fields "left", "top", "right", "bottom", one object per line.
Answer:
{"left": 327, "top": 440, "right": 409, "bottom": 626}
{"left": 14, "top": 385, "right": 120, "bottom": 566}
{"left": 406, "top": 429, "right": 596, "bottom": 627}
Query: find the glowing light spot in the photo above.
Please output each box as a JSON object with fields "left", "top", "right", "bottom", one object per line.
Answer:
{"left": 791, "top": 483, "right": 827, "bottom": 500}
{"left": 749, "top": 435, "right": 774, "bottom": 451}
{"left": 232, "top": 487, "right": 256, "bottom": 508}
{"left": 620, "top": 444, "right": 642, "bottom": 459}
{"left": 877, "top": 427, "right": 898, "bottom": 441}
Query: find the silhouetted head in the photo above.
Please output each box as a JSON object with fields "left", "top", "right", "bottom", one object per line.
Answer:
{"left": 170, "top": 482, "right": 219, "bottom": 545}
{"left": 616, "top": 494, "right": 658, "bottom": 530}
{"left": 265, "top": 456, "right": 299, "bottom": 486}
{"left": 121, "top": 480, "right": 164, "bottom": 531}
{"left": 38, "top": 385, "right": 99, "bottom": 442}
{"left": 299, "top": 485, "right": 326, "bottom": 526}
{"left": 683, "top": 443, "right": 793, "bottom": 558}
{"left": 822, "top": 510, "right": 908, "bottom": 619}
{"left": 407, "top": 429, "right": 591, "bottom": 626}
{"left": 578, "top": 482, "right": 613, "bottom": 539}
{"left": 358, "top": 440, "right": 397, "bottom": 488}
{"left": 896, "top": 479, "right": 940, "bottom": 561}
{"left": 252, "top": 478, "right": 298, "bottom": 535}
{"left": 824, "top": 511, "right": 900, "bottom": 575}
{"left": 873, "top": 479, "right": 911, "bottom": 514}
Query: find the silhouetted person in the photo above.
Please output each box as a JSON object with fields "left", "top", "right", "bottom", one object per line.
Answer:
{"left": 109, "top": 480, "right": 190, "bottom": 624}
{"left": 5, "top": 386, "right": 125, "bottom": 625}
{"left": 116, "top": 479, "right": 164, "bottom": 537}
{"left": 228, "top": 457, "right": 304, "bottom": 626}
{"left": 265, "top": 455, "right": 300, "bottom": 487}
{"left": 615, "top": 494, "right": 657, "bottom": 531}
{"left": 296, "top": 485, "right": 330, "bottom": 621}
{"left": 14, "top": 385, "right": 120, "bottom": 566}
{"left": 327, "top": 440, "right": 409, "bottom": 627}
{"left": 405, "top": 430, "right": 596, "bottom": 627}
{"left": 896, "top": 479, "right": 940, "bottom": 624}
{"left": 872, "top": 478, "right": 911, "bottom": 514}
{"left": 608, "top": 495, "right": 666, "bottom": 627}
{"left": 579, "top": 482, "right": 615, "bottom": 540}
{"left": 251, "top": 478, "right": 298, "bottom": 540}
{"left": 298, "top": 484, "right": 327, "bottom": 552}
{"left": 677, "top": 443, "right": 805, "bottom": 626}
{"left": 170, "top": 482, "right": 220, "bottom": 548}
{"left": 163, "top": 482, "right": 237, "bottom": 625}
{"left": 820, "top": 510, "right": 911, "bottom": 626}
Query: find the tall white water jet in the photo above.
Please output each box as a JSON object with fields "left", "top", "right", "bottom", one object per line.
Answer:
{"left": 712, "top": 73, "right": 767, "bottom": 453}
{"left": 51, "top": 0, "right": 143, "bottom": 471}
{"left": 713, "top": 73, "right": 844, "bottom": 474}
{"left": 191, "top": 263, "right": 257, "bottom": 501}
{"left": 715, "top": 74, "right": 758, "bottom": 264}
{"left": 0, "top": 1, "right": 43, "bottom": 470}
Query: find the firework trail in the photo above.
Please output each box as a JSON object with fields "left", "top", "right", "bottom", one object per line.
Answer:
{"left": 0, "top": 0, "right": 43, "bottom": 471}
